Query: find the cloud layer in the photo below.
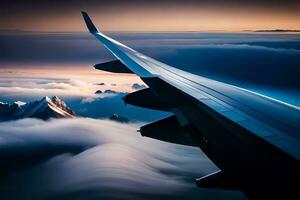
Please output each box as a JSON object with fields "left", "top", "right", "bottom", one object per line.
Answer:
{"left": 1, "top": 32, "right": 299, "bottom": 107}
{"left": 0, "top": 118, "right": 246, "bottom": 199}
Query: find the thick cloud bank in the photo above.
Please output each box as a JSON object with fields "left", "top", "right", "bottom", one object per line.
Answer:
{"left": 0, "top": 118, "right": 245, "bottom": 199}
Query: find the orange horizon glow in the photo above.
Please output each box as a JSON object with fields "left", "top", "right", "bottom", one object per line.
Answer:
{"left": 1, "top": 4, "right": 300, "bottom": 32}
{"left": 0, "top": 65, "right": 143, "bottom": 95}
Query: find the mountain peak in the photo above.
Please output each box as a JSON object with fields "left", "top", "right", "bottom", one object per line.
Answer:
{"left": 51, "top": 95, "right": 60, "bottom": 102}
{"left": 14, "top": 101, "right": 26, "bottom": 107}
{"left": 41, "top": 96, "right": 51, "bottom": 101}
{"left": 0, "top": 96, "right": 76, "bottom": 121}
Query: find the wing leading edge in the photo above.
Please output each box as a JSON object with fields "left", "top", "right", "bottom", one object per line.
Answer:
{"left": 81, "top": 12, "right": 300, "bottom": 198}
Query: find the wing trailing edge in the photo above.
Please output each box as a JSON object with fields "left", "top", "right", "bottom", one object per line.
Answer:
{"left": 94, "top": 60, "right": 133, "bottom": 74}
{"left": 196, "top": 171, "right": 239, "bottom": 190}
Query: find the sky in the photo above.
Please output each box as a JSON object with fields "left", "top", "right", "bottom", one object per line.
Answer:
{"left": 1, "top": 0, "right": 300, "bottom": 32}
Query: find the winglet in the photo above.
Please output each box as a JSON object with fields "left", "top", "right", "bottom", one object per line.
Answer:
{"left": 81, "top": 11, "right": 98, "bottom": 34}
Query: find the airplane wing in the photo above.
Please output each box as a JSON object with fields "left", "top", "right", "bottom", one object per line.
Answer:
{"left": 81, "top": 12, "right": 300, "bottom": 198}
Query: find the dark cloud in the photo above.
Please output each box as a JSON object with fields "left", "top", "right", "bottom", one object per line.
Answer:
{"left": 0, "top": 32, "right": 112, "bottom": 65}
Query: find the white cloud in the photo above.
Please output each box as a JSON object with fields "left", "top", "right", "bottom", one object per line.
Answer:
{"left": 0, "top": 118, "right": 225, "bottom": 200}
{"left": 0, "top": 80, "right": 106, "bottom": 102}
{"left": 0, "top": 71, "right": 142, "bottom": 102}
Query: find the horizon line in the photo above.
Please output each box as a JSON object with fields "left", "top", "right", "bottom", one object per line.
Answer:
{"left": 1, "top": 29, "right": 300, "bottom": 34}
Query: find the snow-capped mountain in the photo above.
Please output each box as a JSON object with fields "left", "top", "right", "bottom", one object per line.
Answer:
{"left": 0, "top": 96, "right": 75, "bottom": 121}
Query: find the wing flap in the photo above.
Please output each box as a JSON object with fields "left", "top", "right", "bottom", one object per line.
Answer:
{"left": 94, "top": 60, "right": 133, "bottom": 73}
{"left": 123, "top": 88, "right": 172, "bottom": 111}
{"left": 139, "top": 115, "right": 197, "bottom": 147}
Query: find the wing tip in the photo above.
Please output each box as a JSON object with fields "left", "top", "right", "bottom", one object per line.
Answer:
{"left": 81, "top": 11, "right": 99, "bottom": 34}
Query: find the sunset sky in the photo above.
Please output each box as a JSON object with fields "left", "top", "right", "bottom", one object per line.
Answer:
{"left": 1, "top": 0, "right": 300, "bottom": 32}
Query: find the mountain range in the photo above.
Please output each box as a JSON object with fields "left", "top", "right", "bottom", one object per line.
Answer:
{"left": 0, "top": 96, "right": 75, "bottom": 121}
